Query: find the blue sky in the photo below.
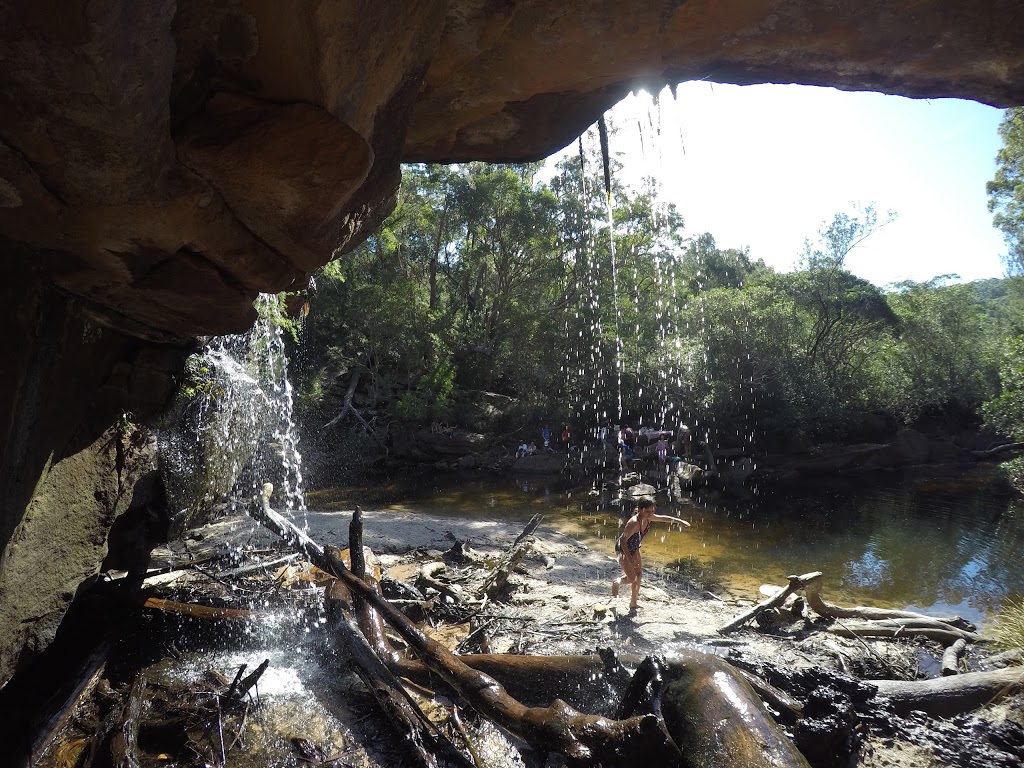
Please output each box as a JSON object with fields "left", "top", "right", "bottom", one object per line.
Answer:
{"left": 566, "top": 82, "right": 1007, "bottom": 288}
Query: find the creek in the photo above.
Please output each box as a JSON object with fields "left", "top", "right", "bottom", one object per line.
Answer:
{"left": 308, "top": 467, "right": 1024, "bottom": 629}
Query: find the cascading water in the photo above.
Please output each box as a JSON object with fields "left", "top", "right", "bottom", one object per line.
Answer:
{"left": 159, "top": 293, "right": 306, "bottom": 536}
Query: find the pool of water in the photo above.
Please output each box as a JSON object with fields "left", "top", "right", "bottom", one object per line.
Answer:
{"left": 307, "top": 467, "right": 1024, "bottom": 628}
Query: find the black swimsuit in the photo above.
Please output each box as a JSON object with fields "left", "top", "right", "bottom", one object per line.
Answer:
{"left": 615, "top": 523, "right": 650, "bottom": 554}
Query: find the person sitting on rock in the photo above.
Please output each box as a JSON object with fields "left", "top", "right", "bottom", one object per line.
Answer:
{"left": 612, "top": 498, "right": 690, "bottom": 613}
{"left": 516, "top": 443, "right": 529, "bottom": 457}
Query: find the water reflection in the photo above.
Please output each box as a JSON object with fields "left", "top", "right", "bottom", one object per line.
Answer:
{"left": 308, "top": 470, "right": 1024, "bottom": 627}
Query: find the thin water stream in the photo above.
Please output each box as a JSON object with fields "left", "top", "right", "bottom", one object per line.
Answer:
{"left": 309, "top": 469, "right": 1024, "bottom": 628}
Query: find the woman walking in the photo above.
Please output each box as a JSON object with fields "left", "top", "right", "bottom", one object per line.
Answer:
{"left": 612, "top": 498, "right": 690, "bottom": 612}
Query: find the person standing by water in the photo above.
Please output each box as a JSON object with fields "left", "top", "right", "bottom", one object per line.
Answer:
{"left": 612, "top": 498, "right": 690, "bottom": 612}
{"left": 541, "top": 425, "right": 552, "bottom": 453}
{"left": 656, "top": 435, "right": 669, "bottom": 473}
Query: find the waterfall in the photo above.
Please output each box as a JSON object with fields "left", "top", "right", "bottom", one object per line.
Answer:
{"left": 160, "top": 294, "right": 306, "bottom": 536}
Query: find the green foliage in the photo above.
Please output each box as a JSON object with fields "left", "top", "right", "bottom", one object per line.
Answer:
{"left": 987, "top": 107, "right": 1024, "bottom": 275}
{"left": 982, "top": 335, "right": 1024, "bottom": 441}
{"left": 257, "top": 292, "right": 304, "bottom": 343}
{"left": 290, "top": 134, "right": 1019, "bottom": 453}
{"left": 882, "top": 278, "right": 998, "bottom": 421}
{"left": 180, "top": 354, "right": 222, "bottom": 401}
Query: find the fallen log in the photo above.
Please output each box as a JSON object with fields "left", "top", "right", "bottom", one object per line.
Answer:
{"left": 942, "top": 638, "right": 967, "bottom": 676}
{"left": 141, "top": 597, "right": 253, "bottom": 621}
{"left": 249, "top": 486, "right": 680, "bottom": 767}
{"left": 719, "top": 572, "right": 822, "bottom": 634}
{"left": 873, "top": 667, "right": 1024, "bottom": 717}
{"left": 827, "top": 618, "right": 979, "bottom": 645}
{"left": 660, "top": 654, "right": 811, "bottom": 768}
{"left": 335, "top": 612, "right": 472, "bottom": 768}
{"left": 802, "top": 573, "right": 975, "bottom": 631}
{"left": 970, "top": 441, "right": 1024, "bottom": 460}
{"left": 395, "top": 651, "right": 808, "bottom": 767}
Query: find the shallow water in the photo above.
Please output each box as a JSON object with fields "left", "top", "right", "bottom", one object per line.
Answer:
{"left": 308, "top": 468, "right": 1024, "bottom": 628}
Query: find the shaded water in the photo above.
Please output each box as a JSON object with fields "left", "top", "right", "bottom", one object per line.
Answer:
{"left": 309, "top": 469, "right": 1024, "bottom": 628}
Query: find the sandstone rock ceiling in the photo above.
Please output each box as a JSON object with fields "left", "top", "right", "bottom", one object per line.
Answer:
{"left": 1, "top": 0, "right": 1022, "bottom": 340}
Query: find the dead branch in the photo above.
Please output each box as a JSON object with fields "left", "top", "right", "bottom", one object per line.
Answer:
{"left": 142, "top": 597, "right": 253, "bottom": 621}
{"left": 335, "top": 612, "right": 473, "bottom": 768}
{"left": 872, "top": 667, "right": 1024, "bottom": 717}
{"left": 942, "top": 638, "right": 967, "bottom": 676}
{"left": 802, "top": 573, "right": 975, "bottom": 631}
{"left": 718, "top": 572, "right": 822, "bottom": 634}
{"left": 477, "top": 514, "right": 543, "bottom": 599}
{"left": 970, "top": 441, "right": 1024, "bottom": 459}
{"left": 322, "top": 369, "right": 387, "bottom": 451}
{"left": 827, "top": 618, "right": 979, "bottom": 645}
{"left": 417, "top": 561, "right": 465, "bottom": 603}
{"left": 249, "top": 486, "right": 680, "bottom": 767}
{"left": 30, "top": 640, "right": 110, "bottom": 766}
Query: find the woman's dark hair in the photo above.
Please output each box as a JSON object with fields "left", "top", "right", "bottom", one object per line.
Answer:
{"left": 637, "top": 498, "right": 656, "bottom": 510}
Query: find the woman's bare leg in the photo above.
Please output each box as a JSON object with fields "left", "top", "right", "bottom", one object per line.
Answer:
{"left": 614, "top": 552, "right": 640, "bottom": 601}
{"left": 629, "top": 553, "right": 643, "bottom": 610}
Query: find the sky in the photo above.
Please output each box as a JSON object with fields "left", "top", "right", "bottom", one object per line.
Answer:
{"left": 554, "top": 82, "right": 1008, "bottom": 288}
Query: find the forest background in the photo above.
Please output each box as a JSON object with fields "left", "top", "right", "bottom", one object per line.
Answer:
{"left": 282, "top": 108, "right": 1024, "bottom": 484}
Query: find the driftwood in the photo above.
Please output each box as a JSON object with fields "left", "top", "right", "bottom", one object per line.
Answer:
{"left": 477, "top": 513, "right": 543, "bottom": 598}
{"left": 417, "top": 561, "right": 465, "bottom": 603}
{"left": 141, "top": 596, "right": 253, "bottom": 621}
{"left": 970, "top": 441, "right": 1024, "bottom": 459}
{"left": 250, "top": 486, "right": 679, "bottom": 767}
{"left": 873, "top": 667, "right": 1024, "bottom": 717}
{"left": 827, "top": 618, "right": 980, "bottom": 645}
{"left": 942, "top": 638, "right": 968, "bottom": 676}
{"left": 802, "top": 573, "right": 975, "bottom": 631}
{"left": 29, "top": 640, "right": 111, "bottom": 767}
{"left": 660, "top": 655, "right": 811, "bottom": 768}
{"left": 724, "top": 571, "right": 979, "bottom": 646}
{"left": 334, "top": 612, "right": 472, "bottom": 768}
{"left": 718, "top": 572, "right": 822, "bottom": 634}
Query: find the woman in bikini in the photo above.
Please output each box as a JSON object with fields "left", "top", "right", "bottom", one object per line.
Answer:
{"left": 612, "top": 498, "right": 690, "bottom": 612}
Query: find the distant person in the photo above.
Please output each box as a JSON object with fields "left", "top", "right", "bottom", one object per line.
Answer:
{"left": 612, "top": 498, "right": 691, "bottom": 612}
{"left": 656, "top": 435, "right": 669, "bottom": 472}
{"left": 516, "top": 443, "right": 529, "bottom": 458}
{"left": 541, "top": 425, "right": 552, "bottom": 452}
{"left": 527, "top": 441, "right": 538, "bottom": 455}
{"left": 597, "top": 423, "right": 607, "bottom": 446}
{"left": 677, "top": 424, "right": 693, "bottom": 459}
{"left": 561, "top": 424, "right": 571, "bottom": 447}
{"left": 618, "top": 425, "right": 633, "bottom": 469}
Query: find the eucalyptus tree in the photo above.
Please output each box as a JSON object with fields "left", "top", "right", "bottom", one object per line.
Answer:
{"left": 881, "top": 277, "right": 999, "bottom": 421}
{"left": 987, "top": 107, "right": 1024, "bottom": 275}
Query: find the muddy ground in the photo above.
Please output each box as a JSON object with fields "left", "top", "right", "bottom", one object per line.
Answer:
{"left": 38, "top": 507, "right": 1024, "bottom": 768}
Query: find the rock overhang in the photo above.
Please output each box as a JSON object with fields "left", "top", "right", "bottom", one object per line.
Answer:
{"left": 0, "top": 0, "right": 1022, "bottom": 340}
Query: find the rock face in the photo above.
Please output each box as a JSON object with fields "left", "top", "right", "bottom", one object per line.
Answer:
{"left": 2, "top": 1, "right": 1024, "bottom": 688}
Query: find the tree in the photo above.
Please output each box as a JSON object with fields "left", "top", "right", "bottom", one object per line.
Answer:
{"left": 987, "top": 107, "right": 1024, "bottom": 275}
{"left": 882, "top": 278, "right": 999, "bottom": 421}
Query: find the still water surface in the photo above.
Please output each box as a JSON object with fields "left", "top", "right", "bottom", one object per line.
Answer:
{"left": 310, "top": 468, "right": 1024, "bottom": 627}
